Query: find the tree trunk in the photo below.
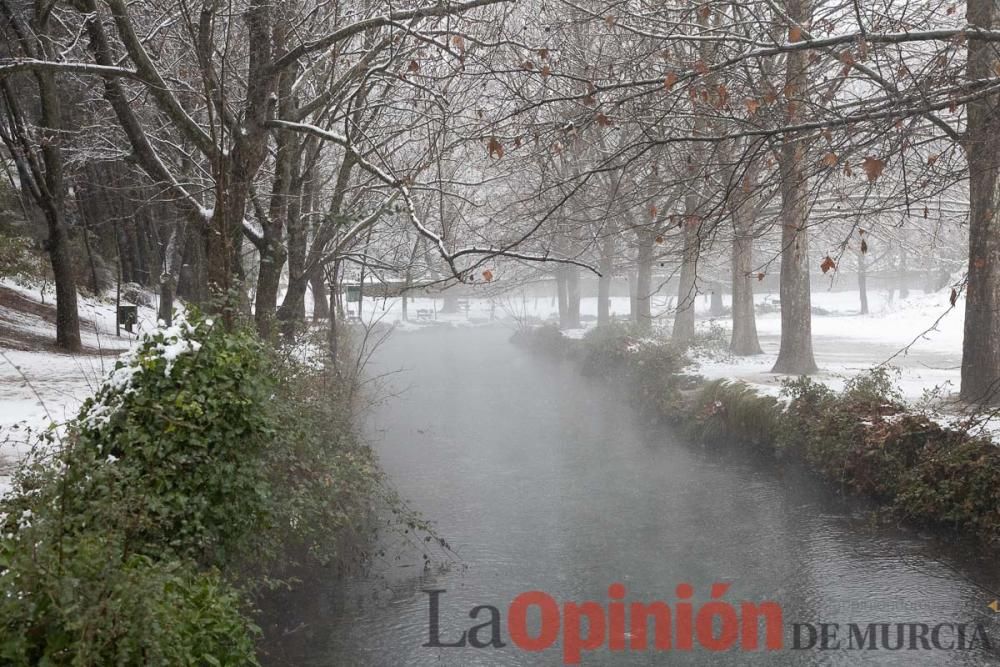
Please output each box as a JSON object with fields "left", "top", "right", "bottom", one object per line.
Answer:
{"left": 672, "top": 218, "right": 698, "bottom": 343}
{"left": 311, "top": 269, "right": 329, "bottom": 320}
{"left": 858, "top": 246, "right": 869, "bottom": 315}
{"left": 960, "top": 0, "right": 1000, "bottom": 404}
{"left": 730, "top": 210, "right": 762, "bottom": 355}
{"left": 709, "top": 284, "right": 724, "bottom": 317}
{"left": 157, "top": 223, "right": 186, "bottom": 325}
{"left": 597, "top": 232, "right": 614, "bottom": 327}
{"left": 628, "top": 270, "right": 638, "bottom": 321}
{"left": 771, "top": 0, "right": 817, "bottom": 375}
{"left": 566, "top": 264, "right": 581, "bottom": 328}
{"left": 254, "top": 245, "right": 285, "bottom": 338}
{"left": 635, "top": 233, "right": 653, "bottom": 332}
{"left": 898, "top": 241, "right": 909, "bottom": 299}
{"left": 555, "top": 267, "right": 569, "bottom": 328}
{"left": 0, "top": 57, "right": 80, "bottom": 351}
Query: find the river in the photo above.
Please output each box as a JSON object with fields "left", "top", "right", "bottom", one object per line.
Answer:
{"left": 264, "top": 325, "right": 1000, "bottom": 666}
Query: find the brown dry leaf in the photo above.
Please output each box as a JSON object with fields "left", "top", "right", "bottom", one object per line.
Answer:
{"left": 822, "top": 152, "right": 838, "bottom": 167}
{"left": 757, "top": 273, "right": 766, "bottom": 282}
{"left": 789, "top": 26, "right": 803, "bottom": 42}
{"left": 487, "top": 137, "right": 504, "bottom": 159}
{"left": 583, "top": 94, "right": 596, "bottom": 107}
{"left": 649, "top": 204, "right": 658, "bottom": 219}
{"left": 950, "top": 288, "right": 958, "bottom": 306}
{"left": 538, "top": 48, "right": 549, "bottom": 60}
{"left": 604, "top": 14, "right": 616, "bottom": 25}
{"left": 715, "top": 83, "right": 729, "bottom": 108}
{"left": 745, "top": 98, "right": 760, "bottom": 114}
{"left": 860, "top": 238, "right": 868, "bottom": 254}
{"left": 595, "top": 112, "right": 612, "bottom": 127}
{"left": 694, "top": 60, "right": 709, "bottom": 75}
{"left": 928, "top": 153, "right": 939, "bottom": 166}
{"left": 820, "top": 256, "right": 837, "bottom": 274}
{"left": 408, "top": 59, "right": 420, "bottom": 73}
{"left": 521, "top": 60, "right": 535, "bottom": 71}
{"left": 697, "top": 4, "right": 710, "bottom": 19}
{"left": 541, "top": 64, "right": 551, "bottom": 78}
{"left": 482, "top": 270, "right": 493, "bottom": 282}
{"left": 655, "top": 235, "right": 664, "bottom": 245}
{"left": 862, "top": 156, "right": 886, "bottom": 182}
{"left": 664, "top": 71, "right": 679, "bottom": 90}
{"left": 452, "top": 35, "right": 465, "bottom": 52}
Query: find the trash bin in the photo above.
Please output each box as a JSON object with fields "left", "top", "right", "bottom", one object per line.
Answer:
{"left": 117, "top": 304, "right": 138, "bottom": 333}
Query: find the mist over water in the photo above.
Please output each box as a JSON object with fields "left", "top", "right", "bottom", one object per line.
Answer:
{"left": 266, "top": 326, "right": 1000, "bottom": 666}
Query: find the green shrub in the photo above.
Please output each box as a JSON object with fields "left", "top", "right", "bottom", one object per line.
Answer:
{"left": 258, "top": 349, "right": 384, "bottom": 572}
{"left": 509, "top": 324, "right": 577, "bottom": 357}
{"left": 894, "top": 423, "right": 1000, "bottom": 536}
{"left": 624, "top": 339, "right": 695, "bottom": 419}
{"left": 0, "top": 532, "right": 258, "bottom": 666}
{"left": 0, "top": 313, "right": 392, "bottom": 664}
{"left": 776, "top": 370, "right": 915, "bottom": 496}
{"left": 63, "top": 315, "right": 276, "bottom": 565}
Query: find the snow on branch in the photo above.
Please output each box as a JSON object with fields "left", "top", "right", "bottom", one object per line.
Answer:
{"left": 267, "top": 119, "right": 600, "bottom": 277}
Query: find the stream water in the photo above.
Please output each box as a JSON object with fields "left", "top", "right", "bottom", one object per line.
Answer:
{"left": 264, "top": 326, "right": 1000, "bottom": 666}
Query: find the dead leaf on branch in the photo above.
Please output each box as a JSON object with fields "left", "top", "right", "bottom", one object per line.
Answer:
{"left": 820, "top": 255, "right": 837, "bottom": 274}
{"left": 862, "top": 156, "right": 885, "bottom": 182}
{"left": 487, "top": 137, "right": 504, "bottom": 159}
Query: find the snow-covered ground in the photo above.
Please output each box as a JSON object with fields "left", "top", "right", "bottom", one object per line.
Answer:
{"left": 0, "top": 277, "right": 967, "bottom": 494}
{"left": 0, "top": 279, "right": 161, "bottom": 495}
{"left": 357, "top": 285, "right": 963, "bottom": 407}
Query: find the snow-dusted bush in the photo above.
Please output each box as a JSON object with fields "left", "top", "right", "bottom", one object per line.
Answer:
{"left": 0, "top": 312, "right": 394, "bottom": 663}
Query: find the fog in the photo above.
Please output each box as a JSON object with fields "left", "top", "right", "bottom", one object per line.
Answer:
{"left": 260, "top": 325, "right": 1000, "bottom": 666}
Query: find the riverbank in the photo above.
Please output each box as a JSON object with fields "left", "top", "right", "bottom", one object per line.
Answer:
{"left": 0, "top": 316, "right": 394, "bottom": 665}
{"left": 511, "top": 324, "right": 1000, "bottom": 546}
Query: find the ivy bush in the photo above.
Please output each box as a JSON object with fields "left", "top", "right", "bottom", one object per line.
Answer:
{"left": 0, "top": 313, "right": 387, "bottom": 664}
